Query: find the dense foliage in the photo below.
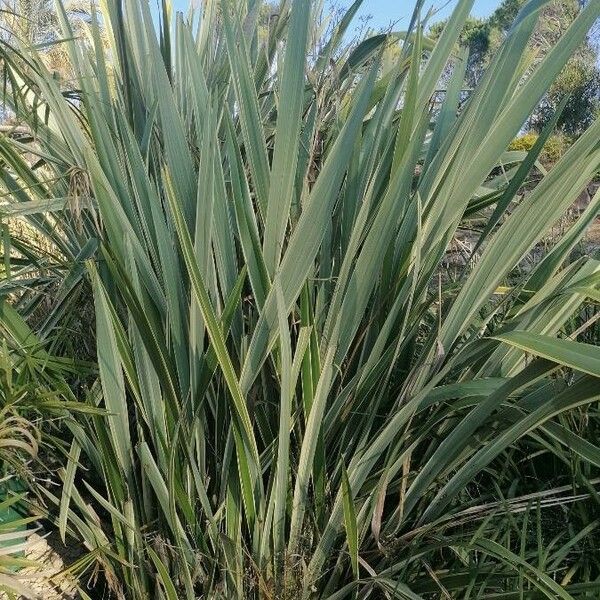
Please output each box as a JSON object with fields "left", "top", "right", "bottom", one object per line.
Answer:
{"left": 0, "top": 0, "right": 599, "bottom": 598}
{"left": 429, "top": 0, "right": 600, "bottom": 134}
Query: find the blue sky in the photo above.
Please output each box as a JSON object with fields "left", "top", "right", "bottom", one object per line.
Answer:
{"left": 169, "top": 0, "right": 502, "bottom": 29}
{"left": 350, "top": 0, "right": 499, "bottom": 29}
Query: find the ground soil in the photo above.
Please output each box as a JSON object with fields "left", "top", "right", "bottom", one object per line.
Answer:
{"left": 1, "top": 531, "right": 80, "bottom": 600}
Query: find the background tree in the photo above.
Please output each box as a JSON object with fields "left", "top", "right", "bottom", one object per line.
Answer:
{"left": 430, "top": 0, "right": 600, "bottom": 134}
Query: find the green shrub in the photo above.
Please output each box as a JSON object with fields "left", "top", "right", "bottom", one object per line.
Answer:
{"left": 542, "top": 132, "right": 572, "bottom": 162}
{"left": 508, "top": 132, "right": 572, "bottom": 164}
{"left": 508, "top": 131, "right": 539, "bottom": 152}
{"left": 1, "top": 0, "right": 600, "bottom": 598}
